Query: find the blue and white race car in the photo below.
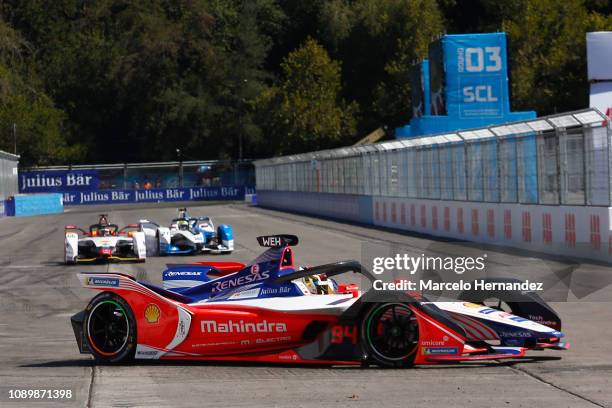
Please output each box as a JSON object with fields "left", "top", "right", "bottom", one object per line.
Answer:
{"left": 140, "top": 208, "right": 233, "bottom": 255}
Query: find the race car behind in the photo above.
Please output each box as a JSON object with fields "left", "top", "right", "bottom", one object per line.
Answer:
{"left": 140, "top": 208, "right": 233, "bottom": 255}
{"left": 64, "top": 214, "right": 146, "bottom": 264}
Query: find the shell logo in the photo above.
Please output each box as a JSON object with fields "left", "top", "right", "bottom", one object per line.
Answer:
{"left": 144, "top": 304, "right": 161, "bottom": 324}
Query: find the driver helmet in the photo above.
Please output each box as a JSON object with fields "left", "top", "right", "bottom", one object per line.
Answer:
{"left": 177, "top": 219, "right": 190, "bottom": 231}
{"left": 303, "top": 274, "right": 335, "bottom": 295}
{"left": 302, "top": 276, "right": 317, "bottom": 294}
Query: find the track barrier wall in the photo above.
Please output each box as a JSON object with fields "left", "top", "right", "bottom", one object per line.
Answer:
{"left": 255, "top": 108, "right": 612, "bottom": 262}
{"left": 61, "top": 185, "right": 253, "bottom": 205}
{"left": 5, "top": 193, "right": 64, "bottom": 217}
{"left": 17, "top": 160, "right": 255, "bottom": 207}
{"left": 257, "top": 191, "right": 612, "bottom": 261}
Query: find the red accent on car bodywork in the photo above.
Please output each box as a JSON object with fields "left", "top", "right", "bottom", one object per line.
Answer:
{"left": 337, "top": 284, "right": 359, "bottom": 298}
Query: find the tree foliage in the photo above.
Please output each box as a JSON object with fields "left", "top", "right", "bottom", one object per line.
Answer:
{"left": 0, "top": 17, "right": 80, "bottom": 165}
{"left": 257, "top": 38, "right": 358, "bottom": 155}
{"left": 503, "top": 0, "right": 612, "bottom": 113}
{"left": 0, "top": 0, "right": 610, "bottom": 164}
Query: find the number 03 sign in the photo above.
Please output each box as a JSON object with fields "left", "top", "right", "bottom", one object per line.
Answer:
{"left": 459, "top": 47, "right": 502, "bottom": 73}
{"left": 445, "top": 33, "right": 511, "bottom": 119}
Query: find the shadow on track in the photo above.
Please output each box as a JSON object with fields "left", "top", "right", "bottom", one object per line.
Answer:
{"left": 21, "top": 355, "right": 561, "bottom": 370}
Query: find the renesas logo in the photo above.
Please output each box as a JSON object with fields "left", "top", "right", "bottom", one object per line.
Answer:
{"left": 212, "top": 269, "right": 269, "bottom": 292}
{"left": 165, "top": 271, "right": 203, "bottom": 278}
{"left": 19, "top": 170, "right": 98, "bottom": 192}
{"left": 200, "top": 319, "right": 287, "bottom": 334}
{"left": 87, "top": 277, "right": 119, "bottom": 287}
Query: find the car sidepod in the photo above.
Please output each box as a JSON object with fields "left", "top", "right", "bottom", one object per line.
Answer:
{"left": 156, "top": 227, "right": 172, "bottom": 255}
{"left": 65, "top": 232, "right": 79, "bottom": 264}
{"left": 131, "top": 231, "right": 147, "bottom": 261}
{"left": 217, "top": 224, "right": 233, "bottom": 252}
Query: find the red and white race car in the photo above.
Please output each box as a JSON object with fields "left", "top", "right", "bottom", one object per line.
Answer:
{"left": 64, "top": 214, "right": 146, "bottom": 264}
{"left": 70, "top": 235, "right": 568, "bottom": 367}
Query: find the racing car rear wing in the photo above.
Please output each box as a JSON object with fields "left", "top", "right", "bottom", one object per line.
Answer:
{"left": 256, "top": 234, "right": 299, "bottom": 247}
{"left": 274, "top": 260, "right": 377, "bottom": 283}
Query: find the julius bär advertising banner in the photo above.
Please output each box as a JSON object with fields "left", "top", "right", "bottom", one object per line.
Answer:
{"left": 61, "top": 186, "right": 249, "bottom": 205}
{"left": 19, "top": 170, "right": 99, "bottom": 193}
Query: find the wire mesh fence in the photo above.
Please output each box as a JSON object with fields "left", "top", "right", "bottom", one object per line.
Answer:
{"left": 256, "top": 108, "right": 612, "bottom": 207}
{"left": 25, "top": 160, "right": 255, "bottom": 191}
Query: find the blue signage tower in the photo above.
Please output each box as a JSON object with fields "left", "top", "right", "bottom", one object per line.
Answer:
{"left": 396, "top": 33, "right": 535, "bottom": 137}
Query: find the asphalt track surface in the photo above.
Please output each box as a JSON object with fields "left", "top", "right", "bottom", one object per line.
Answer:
{"left": 0, "top": 202, "right": 611, "bottom": 408}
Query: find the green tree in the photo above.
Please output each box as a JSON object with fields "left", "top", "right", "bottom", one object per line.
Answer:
{"left": 258, "top": 38, "right": 358, "bottom": 155}
{"left": 0, "top": 17, "right": 79, "bottom": 165}
{"left": 317, "top": 0, "right": 444, "bottom": 131}
{"left": 3, "top": 0, "right": 284, "bottom": 162}
{"left": 503, "top": 0, "right": 612, "bottom": 114}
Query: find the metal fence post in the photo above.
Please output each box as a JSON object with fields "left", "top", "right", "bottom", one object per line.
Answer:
{"left": 609, "top": 126, "right": 612, "bottom": 206}
{"left": 179, "top": 160, "right": 184, "bottom": 188}
{"left": 555, "top": 128, "right": 562, "bottom": 205}
{"left": 234, "top": 161, "right": 239, "bottom": 186}
{"left": 582, "top": 127, "right": 588, "bottom": 205}
{"left": 123, "top": 163, "right": 128, "bottom": 190}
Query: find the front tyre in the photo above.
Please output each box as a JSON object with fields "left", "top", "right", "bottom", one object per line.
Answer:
{"left": 83, "top": 292, "right": 136, "bottom": 363}
{"left": 361, "top": 303, "right": 419, "bottom": 368}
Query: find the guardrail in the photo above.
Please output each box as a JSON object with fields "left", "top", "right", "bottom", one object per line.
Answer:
{"left": 62, "top": 185, "right": 254, "bottom": 205}
{"left": 255, "top": 108, "right": 612, "bottom": 262}
{"left": 21, "top": 159, "right": 254, "bottom": 191}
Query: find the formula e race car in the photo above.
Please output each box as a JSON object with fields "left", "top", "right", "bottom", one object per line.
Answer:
{"left": 64, "top": 214, "right": 146, "bottom": 264}
{"left": 140, "top": 208, "right": 233, "bottom": 255}
{"left": 70, "top": 235, "right": 568, "bottom": 367}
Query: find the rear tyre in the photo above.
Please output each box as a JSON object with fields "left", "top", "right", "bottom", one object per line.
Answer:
{"left": 83, "top": 292, "right": 136, "bottom": 363}
{"left": 361, "top": 303, "right": 419, "bottom": 368}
